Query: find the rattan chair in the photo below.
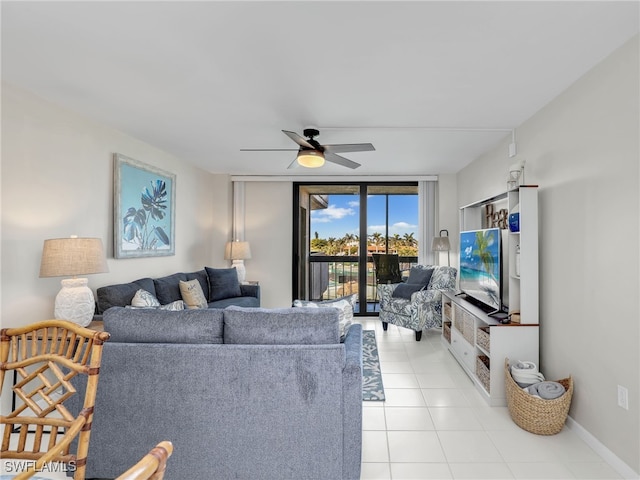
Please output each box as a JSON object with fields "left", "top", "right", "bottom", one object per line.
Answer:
{"left": 0, "top": 320, "right": 110, "bottom": 480}
{"left": 115, "top": 441, "right": 173, "bottom": 480}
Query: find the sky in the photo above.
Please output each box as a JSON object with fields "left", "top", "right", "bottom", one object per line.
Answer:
{"left": 310, "top": 194, "right": 418, "bottom": 240}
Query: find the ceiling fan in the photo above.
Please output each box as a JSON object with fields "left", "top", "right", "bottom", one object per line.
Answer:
{"left": 240, "top": 128, "right": 375, "bottom": 169}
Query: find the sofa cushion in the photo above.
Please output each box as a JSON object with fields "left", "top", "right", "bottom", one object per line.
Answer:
{"left": 179, "top": 280, "right": 208, "bottom": 309}
{"left": 153, "top": 272, "right": 188, "bottom": 304}
{"left": 96, "top": 278, "right": 156, "bottom": 314}
{"left": 223, "top": 306, "right": 340, "bottom": 345}
{"left": 206, "top": 267, "right": 241, "bottom": 301}
{"left": 392, "top": 283, "right": 425, "bottom": 299}
{"left": 131, "top": 289, "right": 161, "bottom": 308}
{"left": 104, "top": 307, "right": 224, "bottom": 344}
{"left": 208, "top": 296, "right": 259, "bottom": 309}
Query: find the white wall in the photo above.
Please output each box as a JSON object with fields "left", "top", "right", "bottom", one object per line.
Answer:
{"left": 243, "top": 182, "right": 293, "bottom": 308}
{"left": 457, "top": 36, "right": 639, "bottom": 474}
{"left": 436, "top": 174, "right": 458, "bottom": 271}
{"left": 1, "top": 83, "right": 231, "bottom": 328}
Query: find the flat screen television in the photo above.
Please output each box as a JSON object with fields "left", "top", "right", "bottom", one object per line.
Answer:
{"left": 459, "top": 228, "right": 502, "bottom": 313}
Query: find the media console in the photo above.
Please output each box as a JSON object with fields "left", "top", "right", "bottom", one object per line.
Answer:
{"left": 441, "top": 290, "right": 539, "bottom": 406}
{"left": 443, "top": 185, "right": 540, "bottom": 406}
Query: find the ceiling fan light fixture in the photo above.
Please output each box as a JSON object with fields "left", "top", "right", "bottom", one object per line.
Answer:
{"left": 297, "top": 150, "right": 325, "bottom": 168}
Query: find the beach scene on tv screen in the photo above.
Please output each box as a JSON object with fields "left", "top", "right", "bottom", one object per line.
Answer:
{"left": 459, "top": 229, "right": 500, "bottom": 310}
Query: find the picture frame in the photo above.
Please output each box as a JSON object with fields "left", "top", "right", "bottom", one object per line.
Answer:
{"left": 114, "top": 153, "right": 176, "bottom": 258}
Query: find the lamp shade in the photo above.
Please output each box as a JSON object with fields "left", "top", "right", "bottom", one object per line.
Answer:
{"left": 297, "top": 150, "right": 325, "bottom": 168}
{"left": 431, "top": 237, "right": 451, "bottom": 252}
{"left": 40, "top": 237, "right": 108, "bottom": 278}
{"left": 431, "top": 229, "right": 451, "bottom": 252}
{"left": 224, "top": 241, "right": 252, "bottom": 260}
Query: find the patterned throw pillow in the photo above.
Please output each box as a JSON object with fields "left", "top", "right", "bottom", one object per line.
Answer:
{"left": 179, "top": 279, "right": 208, "bottom": 309}
{"left": 158, "top": 300, "right": 185, "bottom": 311}
{"left": 131, "top": 289, "right": 161, "bottom": 308}
{"left": 292, "top": 295, "right": 354, "bottom": 340}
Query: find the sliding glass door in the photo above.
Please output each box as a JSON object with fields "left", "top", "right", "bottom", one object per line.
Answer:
{"left": 293, "top": 182, "right": 418, "bottom": 315}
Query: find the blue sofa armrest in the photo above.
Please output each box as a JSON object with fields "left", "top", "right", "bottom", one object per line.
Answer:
{"left": 240, "top": 283, "right": 260, "bottom": 300}
{"left": 341, "top": 324, "right": 363, "bottom": 480}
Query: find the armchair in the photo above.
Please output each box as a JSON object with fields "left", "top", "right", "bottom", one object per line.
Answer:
{"left": 378, "top": 265, "right": 457, "bottom": 341}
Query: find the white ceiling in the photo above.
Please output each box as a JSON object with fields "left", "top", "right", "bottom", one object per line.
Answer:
{"left": 2, "top": 1, "right": 638, "bottom": 176}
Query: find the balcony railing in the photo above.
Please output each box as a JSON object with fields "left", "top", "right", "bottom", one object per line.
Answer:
{"left": 308, "top": 255, "right": 418, "bottom": 313}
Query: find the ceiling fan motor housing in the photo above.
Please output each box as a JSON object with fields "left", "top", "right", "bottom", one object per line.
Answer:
{"left": 303, "top": 128, "right": 320, "bottom": 139}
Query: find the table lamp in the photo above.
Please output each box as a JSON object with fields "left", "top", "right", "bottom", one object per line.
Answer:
{"left": 224, "top": 240, "right": 251, "bottom": 284}
{"left": 39, "top": 236, "right": 108, "bottom": 326}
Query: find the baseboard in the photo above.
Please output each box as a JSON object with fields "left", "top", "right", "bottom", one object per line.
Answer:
{"left": 566, "top": 415, "right": 639, "bottom": 479}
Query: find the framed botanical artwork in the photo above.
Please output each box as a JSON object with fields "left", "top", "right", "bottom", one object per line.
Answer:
{"left": 114, "top": 153, "right": 176, "bottom": 258}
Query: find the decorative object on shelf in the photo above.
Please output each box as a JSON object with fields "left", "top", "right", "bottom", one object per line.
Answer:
{"left": 39, "top": 236, "right": 109, "bottom": 326}
{"left": 225, "top": 240, "right": 252, "bottom": 283}
{"left": 485, "top": 203, "right": 509, "bottom": 229}
{"left": 507, "top": 159, "right": 526, "bottom": 190}
{"left": 114, "top": 153, "right": 176, "bottom": 258}
{"left": 431, "top": 229, "right": 451, "bottom": 266}
{"left": 515, "top": 244, "right": 521, "bottom": 277}
{"left": 508, "top": 203, "right": 520, "bottom": 232}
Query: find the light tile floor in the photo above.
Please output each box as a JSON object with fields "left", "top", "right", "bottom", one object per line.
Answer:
{"left": 356, "top": 318, "right": 623, "bottom": 480}
{"left": 1, "top": 318, "right": 625, "bottom": 480}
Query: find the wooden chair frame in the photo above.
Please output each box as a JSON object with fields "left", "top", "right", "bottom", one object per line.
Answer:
{"left": 116, "top": 441, "right": 173, "bottom": 480}
{"left": 0, "top": 320, "right": 110, "bottom": 480}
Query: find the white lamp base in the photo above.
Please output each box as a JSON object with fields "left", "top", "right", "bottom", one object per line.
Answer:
{"left": 54, "top": 278, "right": 95, "bottom": 327}
{"left": 231, "top": 260, "right": 246, "bottom": 284}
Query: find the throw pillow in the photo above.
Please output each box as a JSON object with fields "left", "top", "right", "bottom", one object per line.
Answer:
{"left": 407, "top": 266, "right": 434, "bottom": 287}
{"left": 126, "top": 300, "right": 185, "bottom": 311}
{"left": 392, "top": 283, "right": 425, "bottom": 299}
{"left": 292, "top": 296, "right": 354, "bottom": 340}
{"left": 131, "top": 289, "right": 161, "bottom": 308}
{"left": 158, "top": 300, "right": 185, "bottom": 311}
{"left": 179, "top": 279, "right": 208, "bottom": 309}
{"left": 205, "top": 267, "right": 242, "bottom": 302}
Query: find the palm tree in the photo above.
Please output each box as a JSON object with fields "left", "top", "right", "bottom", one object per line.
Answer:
{"left": 473, "top": 230, "right": 497, "bottom": 281}
{"left": 369, "top": 232, "right": 384, "bottom": 253}
{"left": 402, "top": 232, "right": 416, "bottom": 248}
{"left": 391, "top": 234, "right": 401, "bottom": 253}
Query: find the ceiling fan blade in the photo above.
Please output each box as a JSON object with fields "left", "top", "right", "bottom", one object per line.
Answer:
{"left": 282, "top": 130, "right": 315, "bottom": 149}
{"left": 325, "top": 151, "right": 361, "bottom": 169}
{"left": 240, "top": 148, "right": 297, "bottom": 151}
{"left": 323, "top": 143, "right": 375, "bottom": 153}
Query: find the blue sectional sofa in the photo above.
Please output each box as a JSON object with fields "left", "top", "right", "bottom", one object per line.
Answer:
{"left": 94, "top": 267, "right": 260, "bottom": 314}
{"left": 73, "top": 306, "right": 363, "bottom": 480}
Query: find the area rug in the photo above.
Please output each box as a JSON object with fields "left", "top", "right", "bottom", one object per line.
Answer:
{"left": 362, "top": 330, "right": 385, "bottom": 401}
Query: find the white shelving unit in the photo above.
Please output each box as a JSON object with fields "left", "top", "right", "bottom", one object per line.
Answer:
{"left": 442, "top": 186, "right": 539, "bottom": 406}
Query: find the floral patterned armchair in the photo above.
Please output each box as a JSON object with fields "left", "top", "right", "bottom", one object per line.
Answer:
{"left": 378, "top": 265, "right": 457, "bottom": 341}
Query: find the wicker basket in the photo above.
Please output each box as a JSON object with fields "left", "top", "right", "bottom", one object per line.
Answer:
{"left": 462, "top": 310, "right": 475, "bottom": 344}
{"left": 443, "top": 321, "right": 451, "bottom": 344}
{"left": 477, "top": 326, "right": 490, "bottom": 352}
{"left": 476, "top": 355, "right": 490, "bottom": 393}
{"left": 452, "top": 305, "right": 464, "bottom": 335}
{"left": 443, "top": 302, "right": 452, "bottom": 321}
{"left": 504, "top": 358, "right": 573, "bottom": 435}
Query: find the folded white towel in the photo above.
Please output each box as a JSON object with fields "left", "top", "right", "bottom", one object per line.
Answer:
{"left": 525, "top": 381, "right": 566, "bottom": 400}
{"left": 511, "top": 361, "right": 545, "bottom": 385}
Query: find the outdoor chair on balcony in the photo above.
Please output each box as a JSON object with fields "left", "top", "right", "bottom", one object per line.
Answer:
{"left": 372, "top": 254, "right": 403, "bottom": 285}
{"left": 378, "top": 265, "right": 457, "bottom": 341}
